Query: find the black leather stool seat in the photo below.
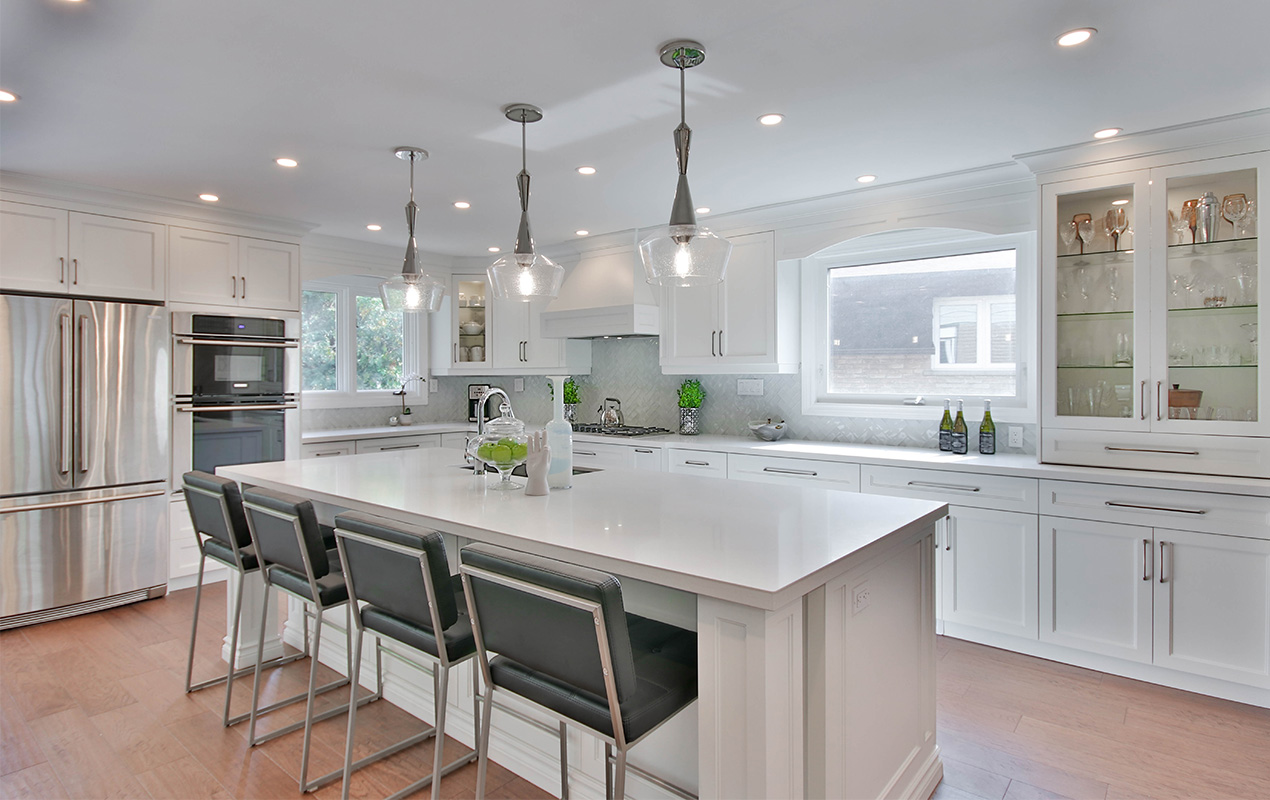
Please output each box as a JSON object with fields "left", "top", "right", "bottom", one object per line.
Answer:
{"left": 319, "top": 524, "right": 337, "bottom": 549}
{"left": 488, "top": 613, "right": 696, "bottom": 741}
{"left": 360, "top": 584, "right": 477, "bottom": 661}
{"left": 203, "top": 539, "right": 259, "bottom": 571}
{"left": 268, "top": 548, "right": 349, "bottom": 605}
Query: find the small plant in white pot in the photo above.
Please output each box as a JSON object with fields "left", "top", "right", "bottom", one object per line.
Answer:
{"left": 677, "top": 379, "right": 705, "bottom": 435}
{"left": 399, "top": 406, "right": 413, "bottom": 426}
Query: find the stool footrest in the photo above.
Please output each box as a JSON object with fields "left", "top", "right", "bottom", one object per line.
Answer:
{"left": 247, "top": 677, "right": 352, "bottom": 744}
{"left": 187, "top": 650, "right": 307, "bottom": 694}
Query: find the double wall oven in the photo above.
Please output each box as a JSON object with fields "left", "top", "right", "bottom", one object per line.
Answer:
{"left": 172, "top": 311, "right": 299, "bottom": 488}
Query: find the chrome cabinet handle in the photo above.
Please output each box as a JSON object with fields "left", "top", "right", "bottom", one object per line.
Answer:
{"left": 1140, "top": 380, "right": 1147, "bottom": 421}
{"left": 763, "top": 466, "right": 818, "bottom": 476}
{"left": 1104, "top": 446, "right": 1199, "bottom": 456}
{"left": 78, "top": 315, "right": 88, "bottom": 473}
{"left": 454, "top": 343, "right": 458, "bottom": 363}
{"left": 177, "top": 338, "right": 297, "bottom": 348}
{"left": 711, "top": 330, "right": 717, "bottom": 357}
{"left": 380, "top": 443, "right": 420, "bottom": 451}
{"left": 1105, "top": 500, "right": 1206, "bottom": 515}
{"left": 635, "top": 448, "right": 654, "bottom": 454}
{"left": 574, "top": 450, "right": 598, "bottom": 457}
{"left": 946, "top": 516, "right": 953, "bottom": 551}
{"left": 907, "top": 480, "right": 980, "bottom": 493}
{"left": 59, "top": 314, "right": 73, "bottom": 474}
{"left": 684, "top": 459, "right": 712, "bottom": 466}
{"left": 72, "top": 258, "right": 79, "bottom": 285}
{"left": 719, "top": 329, "right": 724, "bottom": 357}
{"left": 241, "top": 276, "right": 246, "bottom": 299}
{"left": 232, "top": 275, "right": 237, "bottom": 298}
{"left": 1156, "top": 381, "right": 1163, "bottom": 421}
{"left": 1142, "top": 539, "right": 1151, "bottom": 581}
{"left": 59, "top": 256, "right": 66, "bottom": 284}
{"left": 312, "top": 451, "right": 344, "bottom": 457}
{"left": 1159, "top": 541, "right": 1169, "bottom": 584}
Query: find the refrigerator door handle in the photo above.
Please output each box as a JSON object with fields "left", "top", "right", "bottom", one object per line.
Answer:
{"left": 78, "top": 314, "right": 90, "bottom": 474}
{"left": 0, "top": 488, "right": 166, "bottom": 515}
{"left": 59, "top": 314, "right": 73, "bottom": 474}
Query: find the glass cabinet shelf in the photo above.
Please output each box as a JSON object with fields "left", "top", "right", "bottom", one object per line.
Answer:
{"left": 1167, "top": 304, "right": 1256, "bottom": 315}
{"left": 1167, "top": 237, "right": 1257, "bottom": 258}
{"left": 1057, "top": 365, "right": 1134, "bottom": 370}
{"left": 1056, "top": 250, "right": 1135, "bottom": 266}
{"left": 1057, "top": 310, "right": 1133, "bottom": 320}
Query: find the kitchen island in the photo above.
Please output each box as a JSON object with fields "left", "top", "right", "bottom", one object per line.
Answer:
{"left": 222, "top": 447, "right": 947, "bottom": 799}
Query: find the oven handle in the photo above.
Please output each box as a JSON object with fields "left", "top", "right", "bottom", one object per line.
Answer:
{"left": 176, "top": 338, "right": 298, "bottom": 348}
{"left": 176, "top": 403, "right": 298, "bottom": 412}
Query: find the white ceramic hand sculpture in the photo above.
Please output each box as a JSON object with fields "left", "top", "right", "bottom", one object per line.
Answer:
{"left": 523, "top": 430, "right": 551, "bottom": 496}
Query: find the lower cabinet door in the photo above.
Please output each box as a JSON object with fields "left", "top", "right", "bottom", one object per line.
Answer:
{"left": 1153, "top": 529, "right": 1270, "bottom": 689}
{"left": 1039, "top": 515, "right": 1154, "bottom": 663}
{"left": 941, "top": 506, "right": 1038, "bottom": 640}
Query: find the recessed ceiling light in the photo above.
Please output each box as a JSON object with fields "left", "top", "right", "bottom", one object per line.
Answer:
{"left": 453, "top": 201, "right": 471, "bottom": 209}
{"left": 575, "top": 230, "right": 590, "bottom": 236}
{"left": 366, "top": 224, "right": 382, "bottom": 231}
{"left": 0, "top": 90, "right": 19, "bottom": 102}
{"left": 696, "top": 207, "right": 710, "bottom": 215}
{"left": 576, "top": 166, "right": 597, "bottom": 175}
{"left": 275, "top": 157, "right": 298, "bottom": 168}
{"left": 857, "top": 174, "right": 877, "bottom": 184}
{"left": 488, "top": 246, "right": 501, "bottom": 253}
{"left": 1111, "top": 199, "right": 1130, "bottom": 206}
{"left": 199, "top": 193, "right": 219, "bottom": 202}
{"left": 1057, "top": 28, "right": 1096, "bottom": 47}
{"left": 1093, "top": 128, "right": 1121, "bottom": 139}
{"left": 758, "top": 113, "right": 784, "bottom": 126}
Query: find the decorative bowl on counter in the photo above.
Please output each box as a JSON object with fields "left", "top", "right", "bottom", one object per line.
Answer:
{"left": 748, "top": 419, "right": 787, "bottom": 441}
{"left": 459, "top": 321, "right": 484, "bottom": 336}
{"left": 465, "top": 414, "right": 529, "bottom": 490}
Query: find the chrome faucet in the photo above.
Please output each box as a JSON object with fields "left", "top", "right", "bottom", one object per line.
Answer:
{"left": 476, "top": 386, "right": 513, "bottom": 436}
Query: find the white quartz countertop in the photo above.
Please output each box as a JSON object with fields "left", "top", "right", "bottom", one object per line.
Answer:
{"left": 221, "top": 448, "right": 946, "bottom": 610}
{"left": 302, "top": 422, "right": 1266, "bottom": 496}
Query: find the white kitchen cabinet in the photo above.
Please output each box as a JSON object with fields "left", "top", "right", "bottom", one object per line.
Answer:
{"left": 169, "top": 226, "right": 299, "bottom": 311}
{"left": 667, "top": 448, "right": 728, "bottom": 478}
{"left": 432, "top": 274, "right": 491, "bottom": 375}
{"left": 940, "top": 506, "right": 1038, "bottom": 640}
{"left": 353, "top": 433, "right": 441, "bottom": 454}
{"left": 1040, "top": 151, "right": 1270, "bottom": 477}
{"left": 0, "top": 201, "right": 166, "bottom": 301}
{"left": 440, "top": 432, "right": 470, "bottom": 450}
{"left": 301, "top": 441, "right": 354, "bottom": 458}
{"left": 660, "top": 230, "right": 798, "bottom": 374}
{"left": 1039, "top": 515, "right": 1154, "bottom": 664}
{"left": 727, "top": 453, "right": 859, "bottom": 492}
{"left": 491, "top": 294, "right": 592, "bottom": 374}
{"left": 571, "top": 441, "right": 639, "bottom": 471}
{"left": 631, "top": 444, "right": 663, "bottom": 471}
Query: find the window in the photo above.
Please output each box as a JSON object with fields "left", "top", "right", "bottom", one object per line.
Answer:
{"left": 301, "top": 278, "right": 426, "bottom": 408}
{"left": 803, "top": 230, "right": 1035, "bottom": 421}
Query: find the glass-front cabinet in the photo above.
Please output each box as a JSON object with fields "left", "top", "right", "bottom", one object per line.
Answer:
{"left": 1041, "top": 151, "right": 1269, "bottom": 477}
{"left": 446, "top": 274, "right": 491, "bottom": 373}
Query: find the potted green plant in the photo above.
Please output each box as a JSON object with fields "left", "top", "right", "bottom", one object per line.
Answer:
{"left": 677, "top": 379, "right": 705, "bottom": 435}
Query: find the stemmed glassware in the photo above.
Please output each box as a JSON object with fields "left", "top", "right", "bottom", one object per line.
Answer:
{"left": 1106, "top": 265, "right": 1121, "bottom": 311}
{"left": 1076, "top": 218, "right": 1095, "bottom": 255}
{"left": 1059, "top": 221, "right": 1078, "bottom": 254}
{"left": 1222, "top": 194, "right": 1248, "bottom": 239}
{"left": 1075, "top": 264, "right": 1091, "bottom": 309}
{"left": 1105, "top": 208, "right": 1128, "bottom": 251}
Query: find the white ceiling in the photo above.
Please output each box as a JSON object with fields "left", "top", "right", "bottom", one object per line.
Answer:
{"left": 3, "top": 1, "right": 1269, "bottom": 257}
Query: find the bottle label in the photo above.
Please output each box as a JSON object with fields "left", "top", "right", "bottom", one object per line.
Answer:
{"left": 951, "top": 432, "right": 968, "bottom": 454}
{"left": 939, "top": 430, "right": 952, "bottom": 451}
{"left": 979, "top": 432, "right": 996, "bottom": 455}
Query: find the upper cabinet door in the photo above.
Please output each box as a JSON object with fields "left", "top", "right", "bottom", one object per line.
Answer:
{"left": 718, "top": 230, "right": 776, "bottom": 363}
{"left": 0, "top": 201, "right": 69, "bottom": 294}
{"left": 169, "top": 227, "right": 239, "bottom": 307}
{"left": 660, "top": 283, "right": 719, "bottom": 364}
{"left": 68, "top": 213, "right": 166, "bottom": 302}
{"left": 521, "top": 298, "right": 567, "bottom": 369}
{"left": 238, "top": 238, "right": 300, "bottom": 311}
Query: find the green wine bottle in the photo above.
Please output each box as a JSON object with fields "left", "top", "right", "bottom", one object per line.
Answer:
{"left": 979, "top": 399, "right": 996, "bottom": 455}
{"left": 951, "top": 399, "right": 968, "bottom": 455}
{"left": 939, "top": 399, "right": 953, "bottom": 452}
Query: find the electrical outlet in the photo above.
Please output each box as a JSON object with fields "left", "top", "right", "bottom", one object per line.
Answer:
{"left": 852, "top": 582, "right": 871, "bottom": 615}
{"left": 513, "top": 378, "right": 525, "bottom": 393}
{"left": 737, "top": 379, "right": 764, "bottom": 396}
{"left": 428, "top": 378, "right": 438, "bottom": 393}
{"left": 1008, "top": 426, "right": 1023, "bottom": 448}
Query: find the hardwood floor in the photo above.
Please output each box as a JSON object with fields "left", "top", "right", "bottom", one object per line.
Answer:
{"left": 2, "top": 585, "right": 1267, "bottom": 799}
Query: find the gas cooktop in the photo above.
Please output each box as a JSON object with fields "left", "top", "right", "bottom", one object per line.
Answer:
{"left": 571, "top": 423, "right": 673, "bottom": 437}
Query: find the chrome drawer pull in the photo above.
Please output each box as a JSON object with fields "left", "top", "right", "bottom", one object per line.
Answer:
{"left": 313, "top": 451, "right": 343, "bottom": 457}
{"left": 635, "top": 448, "right": 654, "bottom": 454}
{"left": 1103, "top": 446, "right": 1199, "bottom": 456}
{"left": 380, "top": 443, "right": 420, "bottom": 451}
{"left": 684, "top": 460, "right": 711, "bottom": 467}
{"left": 1142, "top": 538, "right": 1151, "bottom": 582}
{"left": 763, "top": 467, "right": 818, "bottom": 476}
{"left": 907, "top": 480, "right": 980, "bottom": 493}
{"left": 1105, "top": 501, "right": 1207, "bottom": 515}
{"left": 574, "top": 450, "right": 598, "bottom": 457}
{"left": 1159, "top": 541, "right": 1169, "bottom": 584}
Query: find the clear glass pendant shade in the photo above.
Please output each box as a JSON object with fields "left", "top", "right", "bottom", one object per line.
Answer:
{"left": 638, "top": 224, "right": 732, "bottom": 287}
{"left": 488, "top": 251, "right": 565, "bottom": 301}
{"left": 380, "top": 271, "right": 446, "bottom": 313}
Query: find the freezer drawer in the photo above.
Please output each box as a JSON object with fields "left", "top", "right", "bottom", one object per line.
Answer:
{"left": 0, "top": 487, "right": 167, "bottom": 619}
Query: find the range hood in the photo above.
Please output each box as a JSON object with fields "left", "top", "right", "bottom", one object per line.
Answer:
{"left": 539, "top": 245, "right": 660, "bottom": 339}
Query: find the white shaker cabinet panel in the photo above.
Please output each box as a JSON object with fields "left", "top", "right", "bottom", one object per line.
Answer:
{"left": 940, "top": 506, "right": 1038, "bottom": 640}
{"left": 238, "top": 238, "right": 300, "bottom": 311}
{"left": 1039, "top": 515, "right": 1154, "bottom": 664}
{"left": 728, "top": 453, "right": 859, "bottom": 492}
{"left": 0, "top": 202, "right": 68, "bottom": 294}
{"left": 718, "top": 229, "right": 777, "bottom": 363}
{"left": 1153, "top": 529, "right": 1270, "bottom": 689}
{"left": 572, "top": 441, "right": 636, "bottom": 471}
{"left": 861, "top": 465, "right": 1038, "bottom": 514}
{"left": 631, "top": 445, "right": 663, "bottom": 472}
{"left": 169, "top": 227, "right": 239, "bottom": 306}
{"left": 69, "top": 213, "right": 166, "bottom": 302}
{"left": 354, "top": 434, "right": 441, "bottom": 454}
{"left": 667, "top": 448, "right": 728, "bottom": 478}
{"left": 301, "top": 441, "right": 354, "bottom": 459}
{"left": 440, "top": 432, "right": 470, "bottom": 450}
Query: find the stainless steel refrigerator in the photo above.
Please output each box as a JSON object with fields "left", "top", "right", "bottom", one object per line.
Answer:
{"left": 1, "top": 293, "right": 169, "bottom": 628}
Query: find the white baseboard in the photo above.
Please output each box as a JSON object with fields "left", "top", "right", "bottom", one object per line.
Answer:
{"left": 169, "top": 566, "right": 228, "bottom": 593}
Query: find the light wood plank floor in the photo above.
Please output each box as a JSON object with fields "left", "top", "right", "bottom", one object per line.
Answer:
{"left": 3, "top": 585, "right": 1268, "bottom": 799}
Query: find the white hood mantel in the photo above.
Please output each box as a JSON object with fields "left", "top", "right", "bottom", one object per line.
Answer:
{"left": 539, "top": 243, "right": 660, "bottom": 339}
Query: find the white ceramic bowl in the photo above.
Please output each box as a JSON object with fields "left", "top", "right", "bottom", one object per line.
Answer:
{"left": 748, "top": 420, "right": 787, "bottom": 441}
{"left": 459, "top": 322, "right": 484, "bottom": 335}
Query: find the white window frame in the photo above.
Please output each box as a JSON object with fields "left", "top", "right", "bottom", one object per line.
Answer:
{"left": 800, "top": 229, "right": 1036, "bottom": 423}
{"left": 301, "top": 277, "right": 428, "bottom": 409}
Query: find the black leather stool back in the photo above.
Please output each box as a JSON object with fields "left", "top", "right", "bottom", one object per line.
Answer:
{"left": 461, "top": 543, "right": 638, "bottom": 703}
{"left": 334, "top": 511, "right": 458, "bottom": 633}
{"left": 183, "top": 470, "right": 251, "bottom": 550}
{"left": 242, "top": 487, "right": 331, "bottom": 579}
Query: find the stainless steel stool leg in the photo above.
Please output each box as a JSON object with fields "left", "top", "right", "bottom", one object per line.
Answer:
{"left": 605, "top": 743, "right": 613, "bottom": 800}
{"left": 220, "top": 570, "right": 247, "bottom": 726}
{"left": 613, "top": 746, "right": 627, "bottom": 800}
{"left": 183, "top": 551, "right": 208, "bottom": 693}
{"left": 339, "top": 624, "right": 365, "bottom": 800}
{"left": 297, "top": 603, "right": 326, "bottom": 791}
{"left": 429, "top": 665, "right": 450, "bottom": 800}
{"left": 475, "top": 683, "right": 494, "bottom": 799}
{"left": 246, "top": 580, "right": 271, "bottom": 746}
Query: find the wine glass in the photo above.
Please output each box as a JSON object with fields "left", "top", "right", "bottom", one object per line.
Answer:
{"left": 1241, "top": 199, "right": 1257, "bottom": 238}
{"left": 1181, "top": 199, "right": 1199, "bottom": 243}
{"left": 1169, "top": 210, "right": 1188, "bottom": 245}
{"left": 1076, "top": 219, "right": 1094, "bottom": 255}
{"left": 1104, "top": 208, "right": 1127, "bottom": 251}
{"left": 1075, "top": 264, "right": 1091, "bottom": 310}
{"left": 1222, "top": 194, "right": 1248, "bottom": 239}
{"left": 1106, "top": 265, "right": 1121, "bottom": 310}
{"left": 1059, "top": 221, "right": 1078, "bottom": 254}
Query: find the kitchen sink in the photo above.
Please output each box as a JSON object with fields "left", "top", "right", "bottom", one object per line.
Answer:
{"left": 458, "top": 463, "right": 600, "bottom": 477}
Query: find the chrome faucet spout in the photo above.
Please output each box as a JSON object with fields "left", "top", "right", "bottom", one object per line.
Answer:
{"left": 477, "top": 387, "right": 513, "bottom": 437}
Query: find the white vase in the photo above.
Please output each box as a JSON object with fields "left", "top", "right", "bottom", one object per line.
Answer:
{"left": 546, "top": 376, "right": 574, "bottom": 489}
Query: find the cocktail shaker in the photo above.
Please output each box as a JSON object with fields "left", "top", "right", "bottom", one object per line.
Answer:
{"left": 1195, "top": 191, "right": 1220, "bottom": 243}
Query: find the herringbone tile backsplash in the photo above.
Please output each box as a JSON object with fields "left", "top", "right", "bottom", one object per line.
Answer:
{"left": 305, "top": 338, "right": 1038, "bottom": 453}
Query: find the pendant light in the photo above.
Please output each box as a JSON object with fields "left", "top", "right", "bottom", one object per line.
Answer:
{"left": 638, "top": 40, "right": 732, "bottom": 287}
{"left": 488, "top": 104, "right": 564, "bottom": 302}
{"left": 380, "top": 146, "right": 446, "bottom": 313}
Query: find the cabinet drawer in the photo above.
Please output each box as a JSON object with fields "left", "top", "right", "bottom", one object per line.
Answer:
{"left": 440, "top": 432, "right": 470, "bottom": 450}
{"left": 668, "top": 449, "right": 728, "bottom": 477}
{"left": 861, "top": 465, "right": 1038, "bottom": 514}
{"left": 1042, "top": 428, "right": 1270, "bottom": 479}
{"left": 631, "top": 445, "right": 663, "bottom": 472}
{"left": 354, "top": 434, "right": 440, "bottom": 454}
{"left": 728, "top": 453, "right": 858, "bottom": 492}
{"left": 571, "top": 441, "right": 636, "bottom": 471}
{"left": 1040, "top": 479, "right": 1270, "bottom": 540}
{"left": 301, "top": 442, "right": 354, "bottom": 459}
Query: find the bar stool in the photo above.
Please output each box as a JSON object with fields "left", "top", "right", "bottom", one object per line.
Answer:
{"left": 180, "top": 471, "right": 307, "bottom": 727}
{"left": 241, "top": 487, "right": 361, "bottom": 793}
{"left": 333, "top": 510, "right": 481, "bottom": 800}
{"left": 460, "top": 543, "right": 699, "bottom": 800}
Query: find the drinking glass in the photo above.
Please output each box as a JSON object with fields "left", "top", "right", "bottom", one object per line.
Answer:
{"left": 1105, "top": 208, "right": 1127, "bottom": 251}
{"left": 1243, "top": 322, "right": 1258, "bottom": 365}
{"left": 1106, "top": 265, "right": 1121, "bottom": 310}
{"left": 1075, "top": 264, "right": 1091, "bottom": 309}
{"left": 1059, "top": 221, "right": 1078, "bottom": 254}
{"left": 1077, "top": 219, "right": 1095, "bottom": 255}
{"left": 1169, "top": 210, "right": 1187, "bottom": 245}
{"left": 1222, "top": 194, "right": 1248, "bottom": 239}
{"left": 1239, "top": 199, "right": 1257, "bottom": 238}
{"left": 1235, "top": 261, "right": 1257, "bottom": 305}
